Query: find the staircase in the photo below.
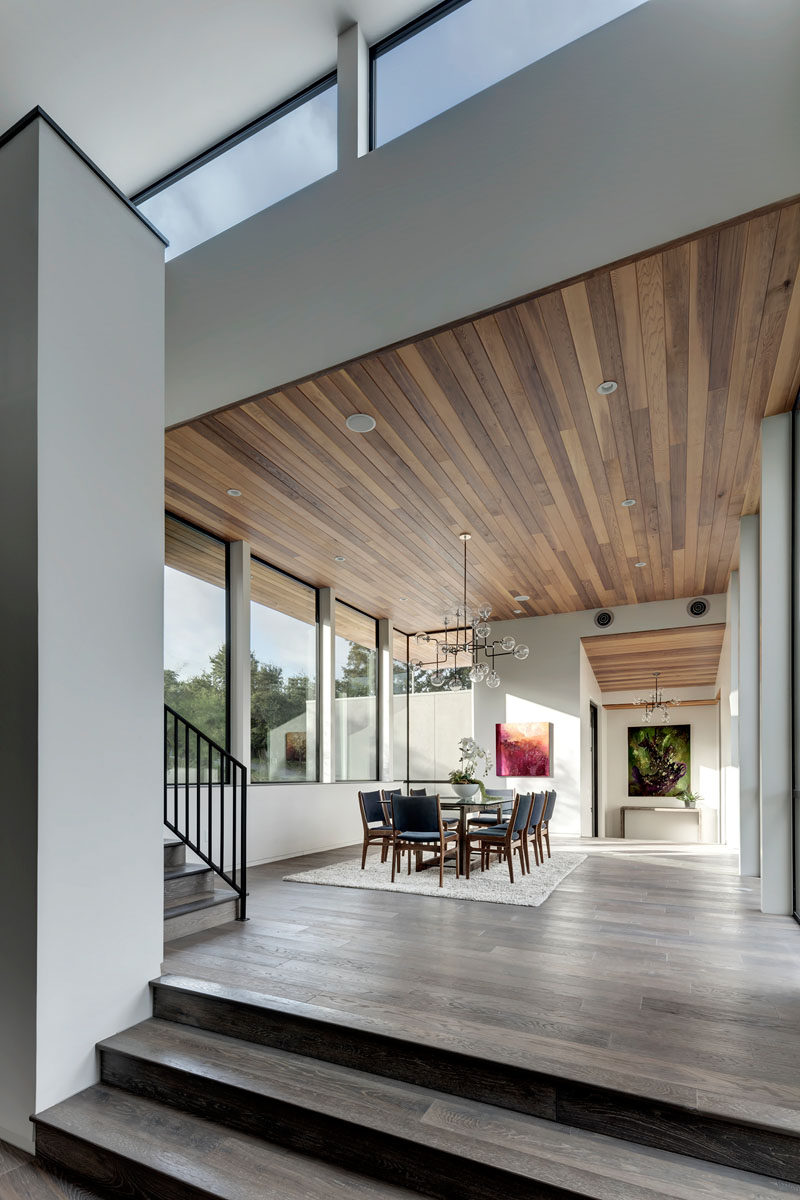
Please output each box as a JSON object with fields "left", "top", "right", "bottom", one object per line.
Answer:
{"left": 163, "top": 704, "right": 247, "bottom": 940}
{"left": 163, "top": 838, "right": 240, "bottom": 941}
{"left": 32, "top": 975, "right": 800, "bottom": 1199}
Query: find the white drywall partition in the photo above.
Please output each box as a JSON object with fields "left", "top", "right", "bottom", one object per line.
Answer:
{"left": 739, "top": 516, "right": 760, "bottom": 876}
{"left": 0, "top": 116, "right": 165, "bottom": 1147}
{"left": 760, "top": 414, "right": 793, "bottom": 914}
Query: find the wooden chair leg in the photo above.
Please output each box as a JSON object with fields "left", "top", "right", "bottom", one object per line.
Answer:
{"left": 439, "top": 840, "right": 444, "bottom": 888}
{"left": 391, "top": 842, "right": 397, "bottom": 882}
{"left": 507, "top": 843, "right": 515, "bottom": 883}
{"left": 521, "top": 837, "right": 529, "bottom": 873}
{"left": 465, "top": 840, "right": 471, "bottom": 879}
{"left": 545, "top": 824, "right": 551, "bottom": 858}
{"left": 361, "top": 838, "right": 368, "bottom": 869}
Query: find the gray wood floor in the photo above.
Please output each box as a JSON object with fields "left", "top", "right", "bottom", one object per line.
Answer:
{"left": 0, "top": 1139, "right": 103, "bottom": 1199}
{"left": 163, "top": 837, "right": 800, "bottom": 1132}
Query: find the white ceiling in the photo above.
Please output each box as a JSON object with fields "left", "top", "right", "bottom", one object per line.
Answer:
{"left": 0, "top": 0, "right": 430, "bottom": 195}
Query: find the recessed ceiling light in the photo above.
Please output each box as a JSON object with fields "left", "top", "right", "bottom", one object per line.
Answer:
{"left": 345, "top": 413, "right": 376, "bottom": 433}
{"left": 513, "top": 608, "right": 523, "bottom": 614}
{"left": 621, "top": 498, "right": 636, "bottom": 507}
{"left": 597, "top": 380, "right": 618, "bottom": 394}
{"left": 635, "top": 561, "right": 647, "bottom": 568}
{"left": 226, "top": 488, "right": 242, "bottom": 497}
{"left": 334, "top": 555, "right": 346, "bottom": 562}
{"left": 513, "top": 595, "right": 530, "bottom": 603}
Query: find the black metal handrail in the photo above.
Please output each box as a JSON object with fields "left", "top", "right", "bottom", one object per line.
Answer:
{"left": 164, "top": 704, "right": 247, "bottom": 921}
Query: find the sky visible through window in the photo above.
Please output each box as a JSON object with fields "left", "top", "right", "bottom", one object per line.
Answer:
{"left": 139, "top": 83, "right": 337, "bottom": 261}
{"left": 374, "top": 0, "right": 648, "bottom": 146}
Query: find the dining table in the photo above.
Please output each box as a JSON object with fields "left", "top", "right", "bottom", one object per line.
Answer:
{"left": 439, "top": 796, "right": 505, "bottom": 875}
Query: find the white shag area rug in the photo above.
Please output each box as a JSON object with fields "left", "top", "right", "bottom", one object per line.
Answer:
{"left": 283, "top": 851, "right": 586, "bottom": 907}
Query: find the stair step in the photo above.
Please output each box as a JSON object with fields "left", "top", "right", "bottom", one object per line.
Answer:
{"left": 92, "top": 1018, "right": 800, "bottom": 1200}
{"left": 163, "top": 838, "right": 185, "bottom": 868}
{"left": 164, "top": 862, "right": 214, "bottom": 903}
{"left": 34, "top": 1084, "right": 416, "bottom": 1200}
{"left": 163, "top": 893, "right": 238, "bottom": 942}
{"left": 151, "top": 975, "right": 800, "bottom": 1185}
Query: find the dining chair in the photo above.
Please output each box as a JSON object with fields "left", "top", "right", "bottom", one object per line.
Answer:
{"left": 464, "top": 793, "right": 533, "bottom": 883}
{"left": 466, "top": 788, "right": 514, "bottom": 828}
{"left": 410, "top": 787, "right": 458, "bottom": 828}
{"left": 381, "top": 787, "right": 401, "bottom": 824}
{"left": 540, "top": 790, "right": 558, "bottom": 859}
{"left": 390, "top": 794, "right": 459, "bottom": 887}
{"left": 358, "top": 790, "right": 393, "bottom": 869}
{"left": 524, "top": 791, "right": 547, "bottom": 870}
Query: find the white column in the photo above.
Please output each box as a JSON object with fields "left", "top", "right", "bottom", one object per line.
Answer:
{"left": 318, "top": 588, "right": 336, "bottom": 782}
{"left": 0, "top": 114, "right": 164, "bottom": 1147}
{"left": 738, "top": 517, "right": 760, "bottom": 875}
{"left": 723, "top": 570, "right": 740, "bottom": 848}
{"left": 228, "top": 541, "right": 251, "bottom": 768}
{"left": 337, "top": 22, "right": 369, "bottom": 165}
{"left": 378, "top": 618, "right": 394, "bottom": 781}
{"left": 759, "top": 413, "right": 793, "bottom": 913}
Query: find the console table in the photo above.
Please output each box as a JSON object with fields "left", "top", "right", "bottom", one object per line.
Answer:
{"left": 621, "top": 805, "right": 702, "bottom": 842}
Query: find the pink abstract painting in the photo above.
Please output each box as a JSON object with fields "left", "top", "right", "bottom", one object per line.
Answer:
{"left": 496, "top": 722, "right": 552, "bottom": 777}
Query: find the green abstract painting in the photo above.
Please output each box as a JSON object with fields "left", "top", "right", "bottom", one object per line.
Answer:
{"left": 628, "top": 725, "right": 691, "bottom": 797}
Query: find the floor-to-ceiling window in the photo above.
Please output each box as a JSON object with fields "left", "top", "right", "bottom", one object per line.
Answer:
{"left": 407, "top": 639, "right": 473, "bottom": 789}
{"left": 335, "top": 602, "right": 378, "bottom": 781}
{"left": 250, "top": 558, "right": 318, "bottom": 782}
{"left": 164, "top": 516, "right": 228, "bottom": 747}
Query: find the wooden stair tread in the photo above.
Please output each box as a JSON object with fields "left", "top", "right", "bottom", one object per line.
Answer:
{"left": 153, "top": 974, "right": 800, "bottom": 1138}
{"left": 164, "top": 862, "right": 213, "bottom": 882}
{"left": 164, "top": 891, "right": 237, "bottom": 920}
{"left": 34, "top": 1085, "right": 415, "bottom": 1200}
{"left": 97, "top": 1018, "right": 800, "bottom": 1200}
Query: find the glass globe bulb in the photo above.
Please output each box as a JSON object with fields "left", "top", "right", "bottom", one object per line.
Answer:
{"left": 468, "top": 665, "right": 482, "bottom": 682}
{"left": 478, "top": 604, "right": 492, "bottom": 620}
{"left": 501, "top": 636, "right": 516, "bottom": 651}
{"left": 431, "top": 671, "right": 445, "bottom": 687}
{"left": 415, "top": 632, "right": 427, "bottom": 644}
{"left": 486, "top": 670, "right": 501, "bottom": 688}
{"left": 513, "top": 644, "right": 529, "bottom": 660}
{"left": 448, "top": 676, "right": 463, "bottom": 692}
{"left": 475, "top": 622, "right": 491, "bottom": 639}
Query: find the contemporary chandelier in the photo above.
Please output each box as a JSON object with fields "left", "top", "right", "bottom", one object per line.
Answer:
{"left": 413, "top": 533, "right": 529, "bottom": 690}
{"left": 634, "top": 672, "right": 679, "bottom": 723}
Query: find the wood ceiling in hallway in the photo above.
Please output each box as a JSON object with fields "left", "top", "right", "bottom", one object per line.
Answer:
{"left": 166, "top": 198, "right": 800, "bottom": 633}
{"left": 581, "top": 624, "right": 726, "bottom": 693}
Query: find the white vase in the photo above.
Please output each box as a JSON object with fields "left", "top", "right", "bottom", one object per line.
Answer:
{"left": 451, "top": 782, "right": 479, "bottom": 799}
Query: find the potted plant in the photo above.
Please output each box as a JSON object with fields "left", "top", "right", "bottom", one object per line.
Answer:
{"left": 449, "top": 737, "right": 492, "bottom": 800}
{"left": 680, "top": 789, "right": 702, "bottom": 809}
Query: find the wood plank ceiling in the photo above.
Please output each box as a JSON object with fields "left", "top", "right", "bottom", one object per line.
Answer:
{"left": 166, "top": 199, "right": 800, "bottom": 633}
{"left": 580, "top": 624, "right": 726, "bottom": 692}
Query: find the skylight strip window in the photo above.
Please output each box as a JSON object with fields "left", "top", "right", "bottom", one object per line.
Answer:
{"left": 371, "top": 0, "right": 649, "bottom": 148}
{"left": 135, "top": 75, "right": 337, "bottom": 261}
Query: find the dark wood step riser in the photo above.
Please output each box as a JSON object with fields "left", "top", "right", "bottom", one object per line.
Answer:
{"left": 151, "top": 983, "right": 800, "bottom": 1185}
{"left": 164, "top": 872, "right": 215, "bottom": 903}
{"left": 163, "top": 843, "right": 186, "bottom": 869}
{"left": 99, "top": 1048, "right": 578, "bottom": 1200}
{"left": 35, "top": 1122, "right": 219, "bottom": 1200}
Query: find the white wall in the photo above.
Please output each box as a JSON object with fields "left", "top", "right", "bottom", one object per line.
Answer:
{"left": 247, "top": 780, "right": 402, "bottom": 864}
{"left": 0, "top": 117, "right": 165, "bottom": 1147}
{"left": 716, "top": 574, "right": 740, "bottom": 849}
{"left": 579, "top": 646, "right": 604, "bottom": 837}
{"left": 470, "top": 594, "right": 725, "bottom": 838}
{"left": 603, "top": 697, "right": 720, "bottom": 841}
{"left": 165, "top": 0, "right": 800, "bottom": 426}
{"left": 739, "top": 516, "right": 760, "bottom": 875}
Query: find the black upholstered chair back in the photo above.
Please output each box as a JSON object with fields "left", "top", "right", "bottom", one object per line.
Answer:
{"left": 513, "top": 793, "right": 534, "bottom": 833}
{"left": 392, "top": 793, "right": 439, "bottom": 834}
{"left": 529, "top": 792, "right": 546, "bottom": 831}
{"left": 360, "top": 790, "right": 386, "bottom": 825}
{"left": 543, "top": 790, "right": 557, "bottom": 820}
{"left": 410, "top": 788, "right": 428, "bottom": 796}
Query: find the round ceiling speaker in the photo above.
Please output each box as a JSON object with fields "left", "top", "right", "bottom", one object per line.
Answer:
{"left": 345, "top": 413, "right": 376, "bottom": 433}
{"left": 594, "top": 610, "right": 614, "bottom": 629}
{"left": 687, "top": 597, "right": 710, "bottom": 618}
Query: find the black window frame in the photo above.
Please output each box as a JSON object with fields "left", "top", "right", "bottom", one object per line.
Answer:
{"left": 132, "top": 72, "right": 337, "bottom": 206}
{"left": 369, "top": 0, "right": 472, "bottom": 151}
{"left": 249, "top": 552, "right": 321, "bottom": 786}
